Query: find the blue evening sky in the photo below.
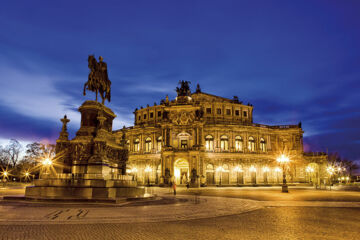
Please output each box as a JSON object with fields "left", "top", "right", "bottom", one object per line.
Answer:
{"left": 0, "top": 0, "right": 359, "bottom": 163}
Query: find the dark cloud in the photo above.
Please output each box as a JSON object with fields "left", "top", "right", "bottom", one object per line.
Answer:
{"left": 0, "top": 104, "right": 59, "bottom": 142}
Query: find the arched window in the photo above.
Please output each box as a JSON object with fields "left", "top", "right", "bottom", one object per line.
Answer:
{"left": 134, "top": 139, "right": 140, "bottom": 152}
{"left": 235, "top": 136, "right": 243, "bottom": 151}
{"left": 260, "top": 138, "right": 266, "bottom": 152}
{"left": 206, "top": 164, "right": 214, "bottom": 172}
{"left": 248, "top": 137, "right": 255, "bottom": 152}
{"left": 220, "top": 135, "right": 229, "bottom": 151}
{"left": 205, "top": 135, "right": 214, "bottom": 151}
{"left": 145, "top": 137, "right": 152, "bottom": 152}
{"left": 157, "top": 136, "right": 162, "bottom": 152}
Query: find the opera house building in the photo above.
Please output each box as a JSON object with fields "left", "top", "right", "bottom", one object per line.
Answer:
{"left": 114, "top": 82, "right": 326, "bottom": 186}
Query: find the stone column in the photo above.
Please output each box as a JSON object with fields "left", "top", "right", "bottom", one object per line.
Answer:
{"left": 152, "top": 132, "right": 156, "bottom": 152}
{"left": 168, "top": 128, "right": 172, "bottom": 147}
{"left": 196, "top": 127, "right": 200, "bottom": 146}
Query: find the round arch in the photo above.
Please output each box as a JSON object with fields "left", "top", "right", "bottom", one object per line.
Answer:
{"left": 174, "top": 158, "right": 189, "bottom": 185}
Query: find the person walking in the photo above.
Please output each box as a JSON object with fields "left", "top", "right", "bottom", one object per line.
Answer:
{"left": 169, "top": 181, "right": 172, "bottom": 193}
{"left": 173, "top": 182, "right": 177, "bottom": 195}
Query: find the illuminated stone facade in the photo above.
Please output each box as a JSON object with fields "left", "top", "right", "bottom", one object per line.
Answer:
{"left": 114, "top": 83, "right": 327, "bottom": 186}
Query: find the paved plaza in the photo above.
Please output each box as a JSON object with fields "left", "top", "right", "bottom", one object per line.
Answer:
{"left": 0, "top": 185, "right": 360, "bottom": 239}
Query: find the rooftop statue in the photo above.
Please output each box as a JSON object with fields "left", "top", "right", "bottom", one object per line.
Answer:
{"left": 176, "top": 80, "right": 191, "bottom": 97}
{"left": 84, "top": 55, "right": 111, "bottom": 104}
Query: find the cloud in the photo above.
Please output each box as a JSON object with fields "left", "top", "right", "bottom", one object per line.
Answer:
{"left": 0, "top": 59, "right": 81, "bottom": 128}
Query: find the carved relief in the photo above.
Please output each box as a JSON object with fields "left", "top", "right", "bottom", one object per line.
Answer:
{"left": 169, "top": 111, "right": 195, "bottom": 125}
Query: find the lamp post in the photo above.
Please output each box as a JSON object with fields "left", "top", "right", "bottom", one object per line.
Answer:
{"left": 1, "top": 169, "right": 10, "bottom": 187}
{"left": 327, "top": 166, "right": 335, "bottom": 189}
{"left": 336, "top": 166, "right": 343, "bottom": 183}
{"left": 216, "top": 166, "right": 224, "bottom": 186}
{"left": 276, "top": 154, "right": 290, "bottom": 193}
{"left": 23, "top": 171, "right": 31, "bottom": 182}
{"left": 41, "top": 158, "right": 53, "bottom": 178}
{"left": 145, "top": 166, "right": 152, "bottom": 186}
{"left": 306, "top": 166, "right": 314, "bottom": 184}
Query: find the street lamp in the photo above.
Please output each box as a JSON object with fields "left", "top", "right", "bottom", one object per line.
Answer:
{"left": 276, "top": 154, "right": 290, "bottom": 193}
{"left": 42, "top": 158, "right": 53, "bottom": 166}
{"left": 216, "top": 166, "right": 224, "bottom": 186}
{"left": 144, "top": 166, "right": 152, "bottom": 186}
{"left": 40, "top": 157, "right": 53, "bottom": 177}
{"left": 306, "top": 166, "right": 314, "bottom": 183}
{"left": 1, "top": 169, "right": 10, "bottom": 186}
{"left": 327, "top": 166, "right": 335, "bottom": 190}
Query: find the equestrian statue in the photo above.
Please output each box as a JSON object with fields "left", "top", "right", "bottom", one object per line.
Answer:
{"left": 83, "top": 55, "right": 111, "bottom": 104}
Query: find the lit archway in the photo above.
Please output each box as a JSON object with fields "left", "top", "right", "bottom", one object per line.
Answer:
{"left": 174, "top": 158, "right": 189, "bottom": 185}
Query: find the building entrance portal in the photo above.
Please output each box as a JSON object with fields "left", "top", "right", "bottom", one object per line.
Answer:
{"left": 174, "top": 159, "right": 189, "bottom": 185}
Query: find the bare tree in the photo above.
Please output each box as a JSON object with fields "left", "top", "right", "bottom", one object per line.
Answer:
{"left": 0, "top": 145, "right": 10, "bottom": 167}
{"left": 328, "top": 152, "right": 342, "bottom": 166}
{"left": 23, "top": 142, "right": 42, "bottom": 163}
{"left": 342, "top": 159, "right": 359, "bottom": 177}
{"left": 5, "top": 139, "right": 22, "bottom": 168}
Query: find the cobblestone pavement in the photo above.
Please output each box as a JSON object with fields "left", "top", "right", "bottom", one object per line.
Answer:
{"left": 0, "top": 196, "right": 263, "bottom": 224}
{"left": 1, "top": 207, "right": 359, "bottom": 240}
{"left": 177, "top": 186, "right": 360, "bottom": 202}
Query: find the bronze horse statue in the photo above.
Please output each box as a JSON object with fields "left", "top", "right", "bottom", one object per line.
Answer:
{"left": 83, "top": 55, "right": 111, "bottom": 104}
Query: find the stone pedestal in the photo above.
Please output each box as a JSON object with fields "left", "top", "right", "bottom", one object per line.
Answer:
{"left": 25, "top": 100, "right": 145, "bottom": 201}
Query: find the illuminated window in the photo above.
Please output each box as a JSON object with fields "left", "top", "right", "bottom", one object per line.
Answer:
{"left": 157, "top": 136, "right": 162, "bottom": 151}
{"left": 145, "top": 137, "right": 152, "bottom": 152}
{"left": 220, "top": 135, "right": 229, "bottom": 151}
{"left": 235, "top": 136, "right": 243, "bottom": 151}
{"left": 205, "top": 135, "right": 214, "bottom": 151}
{"left": 181, "top": 140, "right": 188, "bottom": 149}
{"left": 134, "top": 139, "right": 140, "bottom": 152}
{"left": 248, "top": 137, "right": 255, "bottom": 152}
{"left": 260, "top": 138, "right": 266, "bottom": 152}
